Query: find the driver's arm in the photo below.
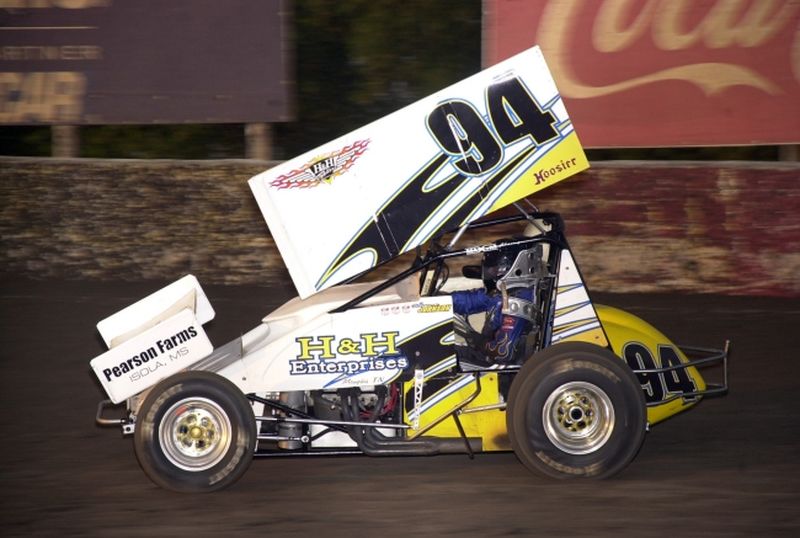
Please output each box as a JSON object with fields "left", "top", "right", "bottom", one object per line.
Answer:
{"left": 452, "top": 289, "right": 495, "bottom": 316}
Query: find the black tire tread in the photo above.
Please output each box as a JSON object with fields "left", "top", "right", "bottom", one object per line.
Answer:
{"left": 133, "top": 371, "right": 256, "bottom": 493}
{"left": 507, "top": 342, "right": 646, "bottom": 479}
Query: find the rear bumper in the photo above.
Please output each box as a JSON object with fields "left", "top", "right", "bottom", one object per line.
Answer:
{"left": 632, "top": 341, "right": 729, "bottom": 407}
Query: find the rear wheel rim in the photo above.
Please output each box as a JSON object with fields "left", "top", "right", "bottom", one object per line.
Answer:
{"left": 159, "top": 397, "right": 232, "bottom": 471}
{"left": 541, "top": 381, "right": 615, "bottom": 455}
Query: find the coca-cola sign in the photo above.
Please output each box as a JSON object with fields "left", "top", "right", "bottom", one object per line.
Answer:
{"left": 484, "top": 0, "right": 800, "bottom": 147}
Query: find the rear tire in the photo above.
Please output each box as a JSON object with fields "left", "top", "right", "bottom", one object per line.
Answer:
{"left": 507, "top": 342, "right": 646, "bottom": 479}
{"left": 134, "top": 371, "right": 256, "bottom": 492}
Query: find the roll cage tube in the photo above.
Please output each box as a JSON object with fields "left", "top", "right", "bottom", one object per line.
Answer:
{"left": 329, "top": 212, "right": 568, "bottom": 314}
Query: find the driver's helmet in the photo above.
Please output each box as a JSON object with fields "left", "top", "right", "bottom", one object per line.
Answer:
{"left": 481, "top": 239, "right": 531, "bottom": 291}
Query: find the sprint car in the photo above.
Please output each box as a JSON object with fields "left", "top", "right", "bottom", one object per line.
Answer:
{"left": 91, "top": 46, "right": 728, "bottom": 492}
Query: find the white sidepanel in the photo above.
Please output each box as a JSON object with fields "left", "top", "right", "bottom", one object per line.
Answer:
{"left": 96, "top": 275, "right": 215, "bottom": 348}
{"left": 246, "top": 296, "right": 453, "bottom": 393}
{"left": 90, "top": 308, "right": 213, "bottom": 403}
{"left": 551, "top": 250, "right": 602, "bottom": 343}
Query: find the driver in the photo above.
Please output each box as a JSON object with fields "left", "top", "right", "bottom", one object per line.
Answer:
{"left": 452, "top": 240, "right": 541, "bottom": 366}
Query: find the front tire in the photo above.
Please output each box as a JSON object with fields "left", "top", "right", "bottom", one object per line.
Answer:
{"left": 134, "top": 371, "right": 256, "bottom": 492}
{"left": 507, "top": 342, "right": 646, "bottom": 479}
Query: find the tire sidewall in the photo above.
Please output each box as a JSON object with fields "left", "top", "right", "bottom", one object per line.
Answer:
{"left": 134, "top": 372, "right": 256, "bottom": 492}
{"left": 508, "top": 343, "right": 646, "bottom": 479}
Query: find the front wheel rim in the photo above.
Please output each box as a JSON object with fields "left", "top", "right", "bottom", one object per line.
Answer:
{"left": 541, "top": 381, "right": 615, "bottom": 455}
{"left": 159, "top": 397, "right": 232, "bottom": 471}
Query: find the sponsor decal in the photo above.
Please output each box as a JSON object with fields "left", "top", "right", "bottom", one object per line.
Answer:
{"left": 465, "top": 244, "right": 500, "bottom": 256}
{"left": 100, "top": 325, "right": 199, "bottom": 383}
{"left": 533, "top": 157, "right": 579, "bottom": 185}
{"left": 414, "top": 302, "right": 451, "bottom": 314}
{"left": 289, "top": 331, "right": 409, "bottom": 376}
{"left": 380, "top": 302, "right": 448, "bottom": 316}
{"left": 270, "top": 139, "right": 370, "bottom": 189}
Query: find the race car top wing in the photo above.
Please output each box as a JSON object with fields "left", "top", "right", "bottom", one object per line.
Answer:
{"left": 249, "top": 46, "right": 588, "bottom": 299}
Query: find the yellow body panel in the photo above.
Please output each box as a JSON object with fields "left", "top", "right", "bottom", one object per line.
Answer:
{"left": 595, "top": 304, "right": 706, "bottom": 425}
{"left": 488, "top": 131, "right": 589, "bottom": 213}
{"left": 403, "top": 372, "right": 511, "bottom": 451}
{"left": 553, "top": 325, "right": 608, "bottom": 347}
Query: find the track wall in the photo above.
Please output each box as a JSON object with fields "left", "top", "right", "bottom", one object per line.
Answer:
{"left": 2, "top": 157, "right": 798, "bottom": 296}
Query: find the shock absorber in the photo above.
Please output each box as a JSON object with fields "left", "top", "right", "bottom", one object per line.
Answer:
{"left": 278, "top": 391, "right": 305, "bottom": 450}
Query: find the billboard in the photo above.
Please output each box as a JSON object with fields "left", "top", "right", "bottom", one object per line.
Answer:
{"left": 0, "top": 0, "right": 292, "bottom": 125}
{"left": 484, "top": 0, "right": 800, "bottom": 147}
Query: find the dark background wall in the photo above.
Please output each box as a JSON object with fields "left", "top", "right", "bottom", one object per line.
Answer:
{"left": 2, "top": 157, "right": 798, "bottom": 297}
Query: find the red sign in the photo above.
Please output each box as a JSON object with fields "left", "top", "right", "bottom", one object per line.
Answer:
{"left": 484, "top": 0, "right": 800, "bottom": 147}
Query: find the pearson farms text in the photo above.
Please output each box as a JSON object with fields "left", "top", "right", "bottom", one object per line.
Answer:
{"left": 101, "top": 326, "right": 199, "bottom": 382}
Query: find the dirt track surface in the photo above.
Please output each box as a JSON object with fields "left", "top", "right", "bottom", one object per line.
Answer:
{"left": 1, "top": 279, "right": 798, "bottom": 537}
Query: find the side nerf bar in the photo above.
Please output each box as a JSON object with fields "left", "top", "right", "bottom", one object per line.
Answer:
{"left": 631, "top": 341, "right": 729, "bottom": 407}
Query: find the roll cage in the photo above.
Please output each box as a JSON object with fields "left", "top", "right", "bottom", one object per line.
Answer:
{"left": 331, "top": 209, "right": 567, "bottom": 314}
